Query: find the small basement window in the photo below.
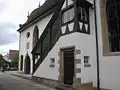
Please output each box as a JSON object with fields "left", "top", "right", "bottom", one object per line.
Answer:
{"left": 50, "top": 58, "right": 55, "bottom": 68}
{"left": 84, "top": 56, "right": 91, "bottom": 67}
{"left": 62, "top": 7, "right": 74, "bottom": 24}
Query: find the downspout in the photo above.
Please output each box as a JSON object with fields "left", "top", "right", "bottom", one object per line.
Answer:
{"left": 93, "top": 0, "right": 100, "bottom": 90}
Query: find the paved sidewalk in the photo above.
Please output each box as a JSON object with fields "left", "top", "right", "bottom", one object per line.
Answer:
{"left": 0, "top": 72, "right": 56, "bottom": 90}
{"left": 4, "top": 71, "right": 58, "bottom": 90}
{"left": 5, "top": 71, "right": 32, "bottom": 80}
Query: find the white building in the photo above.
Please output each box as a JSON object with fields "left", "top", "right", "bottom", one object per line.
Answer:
{"left": 18, "top": 0, "right": 120, "bottom": 90}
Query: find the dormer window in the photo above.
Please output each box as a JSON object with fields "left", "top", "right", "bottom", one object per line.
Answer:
{"left": 62, "top": 7, "right": 74, "bottom": 25}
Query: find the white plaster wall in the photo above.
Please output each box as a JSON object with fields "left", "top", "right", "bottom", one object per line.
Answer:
{"left": 68, "top": 0, "right": 74, "bottom": 6}
{"left": 62, "top": 0, "right": 66, "bottom": 9}
{"left": 95, "top": 0, "right": 120, "bottom": 90}
{"left": 19, "top": 25, "right": 34, "bottom": 74}
{"left": 33, "top": 32, "right": 96, "bottom": 82}
{"left": 34, "top": 0, "right": 96, "bottom": 82}
{"left": 37, "top": 14, "right": 53, "bottom": 38}
{"left": 34, "top": 33, "right": 79, "bottom": 80}
{"left": 76, "top": 34, "right": 96, "bottom": 83}
{"left": 19, "top": 14, "right": 53, "bottom": 74}
{"left": 100, "top": 56, "right": 120, "bottom": 90}
{"left": 79, "top": 4, "right": 97, "bottom": 84}
{"left": 86, "top": 0, "right": 93, "bottom": 4}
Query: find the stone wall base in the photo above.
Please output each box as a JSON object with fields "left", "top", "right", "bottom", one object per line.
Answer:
{"left": 32, "top": 76, "right": 60, "bottom": 88}
{"left": 32, "top": 76, "right": 111, "bottom": 90}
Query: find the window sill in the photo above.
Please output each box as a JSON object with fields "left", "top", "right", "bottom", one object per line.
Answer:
{"left": 104, "top": 52, "right": 120, "bottom": 56}
{"left": 84, "top": 64, "right": 91, "bottom": 67}
{"left": 61, "top": 19, "right": 74, "bottom": 26}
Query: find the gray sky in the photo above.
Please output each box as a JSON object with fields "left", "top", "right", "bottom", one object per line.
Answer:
{"left": 0, "top": 0, "right": 45, "bottom": 55}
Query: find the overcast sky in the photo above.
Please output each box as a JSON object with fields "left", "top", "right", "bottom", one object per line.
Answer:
{"left": 0, "top": 0, "right": 45, "bottom": 55}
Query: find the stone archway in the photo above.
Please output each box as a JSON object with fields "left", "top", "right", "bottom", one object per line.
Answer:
{"left": 24, "top": 54, "right": 31, "bottom": 74}
{"left": 20, "top": 55, "right": 23, "bottom": 71}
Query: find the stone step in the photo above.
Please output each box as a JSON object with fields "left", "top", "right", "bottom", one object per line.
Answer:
{"left": 56, "top": 84, "right": 73, "bottom": 90}
{"left": 80, "top": 83, "right": 94, "bottom": 90}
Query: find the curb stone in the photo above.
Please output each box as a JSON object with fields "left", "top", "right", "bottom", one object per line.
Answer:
{"left": 11, "top": 73, "right": 32, "bottom": 80}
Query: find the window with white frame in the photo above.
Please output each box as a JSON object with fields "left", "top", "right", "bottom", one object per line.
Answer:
{"left": 62, "top": 7, "right": 74, "bottom": 24}
{"left": 84, "top": 56, "right": 91, "bottom": 67}
{"left": 50, "top": 58, "right": 55, "bottom": 68}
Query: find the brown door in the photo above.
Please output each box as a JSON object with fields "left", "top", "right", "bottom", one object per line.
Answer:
{"left": 24, "top": 55, "right": 31, "bottom": 74}
{"left": 63, "top": 49, "right": 74, "bottom": 85}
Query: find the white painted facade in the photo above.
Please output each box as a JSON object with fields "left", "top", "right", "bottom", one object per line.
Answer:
{"left": 95, "top": 0, "right": 120, "bottom": 90}
{"left": 33, "top": 0, "right": 120, "bottom": 90}
{"left": 19, "top": 14, "right": 53, "bottom": 74}
{"left": 33, "top": 0, "right": 97, "bottom": 85}
{"left": 33, "top": 32, "right": 97, "bottom": 82}
{"left": 18, "top": 0, "right": 120, "bottom": 90}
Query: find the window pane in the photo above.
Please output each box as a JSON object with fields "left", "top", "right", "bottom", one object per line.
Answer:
{"left": 62, "top": 8, "right": 74, "bottom": 24}
{"left": 78, "top": 6, "right": 88, "bottom": 22}
{"left": 82, "top": 8, "right": 87, "bottom": 21}
{"left": 78, "top": 6, "right": 82, "bottom": 21}
{"left": 69, "top": 8, "right": 74, "bottom": 21}
{"left": 62, "top": 12, "right": 67, "bottom": 23}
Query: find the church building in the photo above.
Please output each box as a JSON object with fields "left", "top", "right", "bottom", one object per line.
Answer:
{"left": 18, "top": 0, "right": 120, "bottom": 90}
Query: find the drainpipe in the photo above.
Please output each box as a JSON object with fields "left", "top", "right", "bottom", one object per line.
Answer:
{"left": 93, "top": 0, "right": 100, "bottom": 90}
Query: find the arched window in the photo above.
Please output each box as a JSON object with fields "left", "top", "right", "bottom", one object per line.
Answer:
{"left": 106, "top": 0, "right": 120, "bottom": 52}
{"left": 33, "top": 26, "right": 39, "bottom": 48}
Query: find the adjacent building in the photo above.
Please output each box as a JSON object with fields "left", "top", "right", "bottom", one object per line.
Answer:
{"left": 9, "top": 50, "right": 19, "bottom": 60}
{"left": 18, "top": 0, "right": 120, "bottom": 90}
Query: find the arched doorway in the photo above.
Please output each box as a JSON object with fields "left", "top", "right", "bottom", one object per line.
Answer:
{"left": 20, "top": 55, "right": 23, "bottom": 71}
{"left": 24, "top": 54, "right": 31, "bottom": 74}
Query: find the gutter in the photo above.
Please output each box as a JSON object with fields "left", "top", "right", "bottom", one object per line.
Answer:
{"left": 93, "top": 0, "right": 100, "bottom": 90}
